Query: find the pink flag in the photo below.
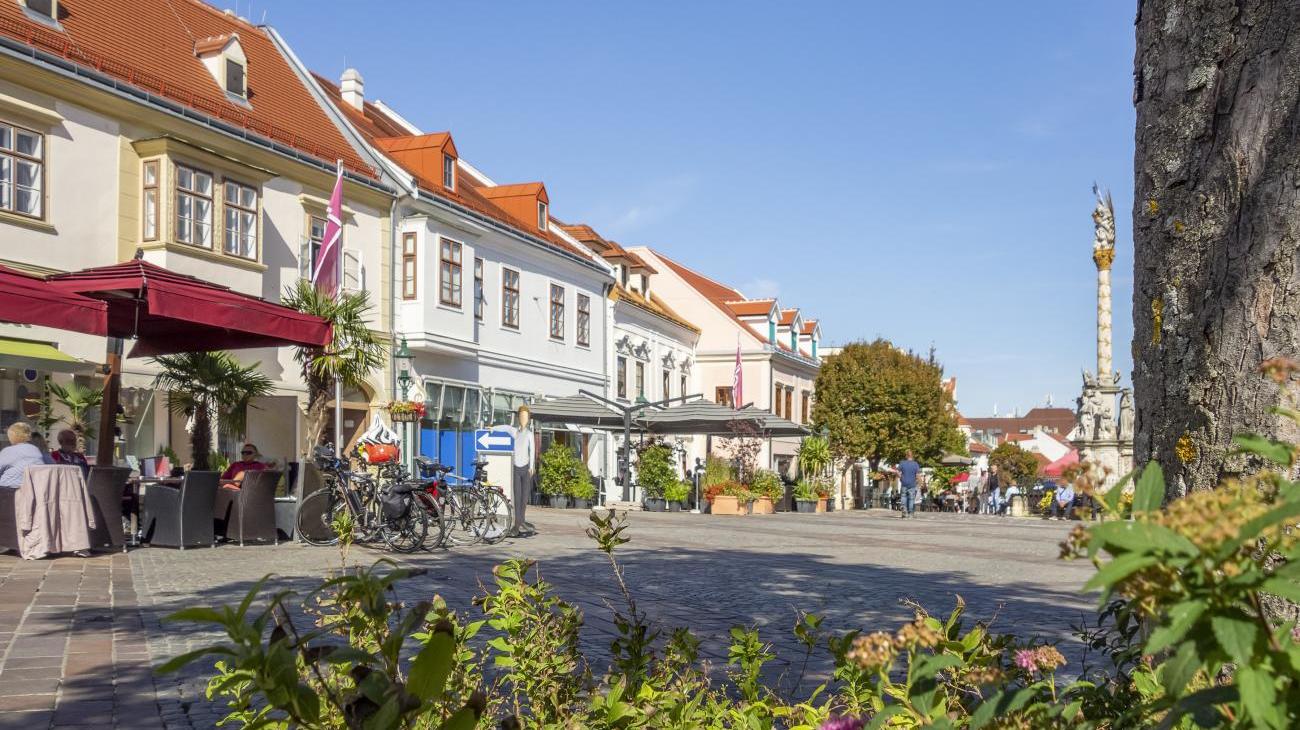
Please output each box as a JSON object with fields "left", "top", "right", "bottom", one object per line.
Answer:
{"left": 311, "top": 162, "right": 344, "bottom": 298}
{"left": 732, "top": 341, "right": 743, "bottom": 409}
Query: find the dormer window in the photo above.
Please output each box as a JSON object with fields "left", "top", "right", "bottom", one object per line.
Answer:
{"left": 442, "top": 154, "right": 455, "bottom": 190}
{"left": 225, "top": 58, "right": 246, "bottom": 97}
{"left": 24, "top": 0, "right": 55, "bottom": 20}
{"left": 195, "top": 34, "right": 248, "bottom": 102}
{"left": 537, "top": 201, "right": 548, "bottom": 230}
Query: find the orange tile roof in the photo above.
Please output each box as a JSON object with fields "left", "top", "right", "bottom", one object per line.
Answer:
{"left": 613, "top": 284, "right": 700, "bottom": 334}
{"left": 727, "top": 299, "right": 777, "bottom": 317}
{"left": 778, "top": 308, "right": 799, "bottom": 326}
{"left": 314, "top": 76, "right": 596, "bottom": 263}
{"left": 558, "top": 224, "right": 657, "bottom": 272}
{"left": 801, "top": 319, "right": 819, "bottom": 335}
{"left": 0, "top": 0, "right": 374, "bottom": 178}
{"left": 651, "top": 253, "right": 776, "bottom": 346}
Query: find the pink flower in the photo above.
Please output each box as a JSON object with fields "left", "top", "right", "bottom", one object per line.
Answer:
{"left": 1015, "top": 649, "right": 1038, "bottom": 673}
{"left": 820, "top": 717, "right": 865, "bottom": 730}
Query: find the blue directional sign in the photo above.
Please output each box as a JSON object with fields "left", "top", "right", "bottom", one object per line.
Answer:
{"left": 474, "top": 428, "right": 515, "bottom": 453}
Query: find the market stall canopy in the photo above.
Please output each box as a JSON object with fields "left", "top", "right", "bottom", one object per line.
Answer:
{"left": 738, "top": 406, "right": 813, "bottom": 438}
{"left": 527, "top": 394, "right": 632, "bottom": 429}
{"left": 0, "top": 265, "right": 107, "bottom": 336}
{"left": 1041, "top": 449, "right": 1079, "bottom": 477}
{"left": 940, "top": 453, "right": 975, "bottom": 466}
{"left": 46, "top": 260, "right": 331, "bottom": 356}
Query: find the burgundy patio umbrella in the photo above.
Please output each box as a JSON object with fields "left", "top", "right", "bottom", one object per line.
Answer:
{"left": 0, "top": 265, "right": 107, "bottom": 336}
{"left": 46, "top": 258, "right": 333, "bottom": 464}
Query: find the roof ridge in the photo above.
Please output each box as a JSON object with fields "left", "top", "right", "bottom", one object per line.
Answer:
{"left": 176, "top": 0, "right": 262, "bottom": 35}
{"left": 648, "top": 249, "right": 744, "bottom": 298}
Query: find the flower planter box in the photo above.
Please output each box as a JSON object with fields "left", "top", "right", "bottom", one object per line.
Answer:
{"left": 389, "top": 411, "right": 420, "bottom": 423}
{"left": 711, "top": 495, "right": 741, "bottom": 515}
{"left": 795, "top": 499, "right": 817, "bottom": 514}
{"left": 815, "top": 497, "right": 828, "bottom": 513}
{"left": 643, "top": 498, "right": 667, "bottom": 512}
{"left": 668, "top": 500, "right": 683, "bottom": 513}
{"left": 549, "top": 495, "right": 570, "bottom": 509}
{"left": 752, "top": 496, "right": 774, "bottom": 514}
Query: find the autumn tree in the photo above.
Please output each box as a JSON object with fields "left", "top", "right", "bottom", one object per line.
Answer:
{"left": 1133, "top": 0, "right": 1300, "bottom": 496}
{"left": 810, "top": 339, "right": 964, "bottom": 483}
{"left": 989, "top": 442, "right": 1041, "bottom": 488}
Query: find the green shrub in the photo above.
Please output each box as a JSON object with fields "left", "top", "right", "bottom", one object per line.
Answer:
{"left": 702, "top": 455, "right": 733, "bottom": 488}
{"left": 751, "top": 468, "right": 784, "bottom": 501}
{"left": 794, "top": 480, "right": 819, "bottom": 500}
{"left": 663, "top": 481, "right": 690, "bottom": 503}
{"left": 567, "top": 476, "right": 596, "bottom": 501}
{"left": 537, "top": 442, "right": 590, "bottom": 497}
{"left": 635, "top": 444, "right": 677, "bottom": 499}
{"left": 798, "top": 435, "right": 832, "bottom": 477}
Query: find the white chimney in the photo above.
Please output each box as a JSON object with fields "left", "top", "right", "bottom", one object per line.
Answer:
{"left": 340, "top": 68, "right": 364, "bottom": 111}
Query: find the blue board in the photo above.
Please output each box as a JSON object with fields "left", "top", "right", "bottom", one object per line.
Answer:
{"left": 474, "top": 428, "right": 514, "bottom": 453}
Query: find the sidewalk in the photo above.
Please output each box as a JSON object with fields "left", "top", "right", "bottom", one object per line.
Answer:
{"left": 0, "top": 552, "right": 164, "bottom": 730}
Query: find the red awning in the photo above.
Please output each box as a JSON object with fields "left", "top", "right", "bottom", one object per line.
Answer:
{"left": 950, "top": 471, "right": 970, "bottom": 484}
{"left": 46, "top": 260, "right": 331, "bottom": 356}
{"left": 1041, "top": 450, "right": 1079, "bottom": 477}
{"left": 0, "top": 265, "right": 108, "bottom": 336}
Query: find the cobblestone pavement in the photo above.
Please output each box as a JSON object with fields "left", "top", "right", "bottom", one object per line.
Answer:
{"left": 125, "top": 508, "right": 1096, "bottom": 729}
{"left": 0, "top": 551, "right": 162, "bottom": 730}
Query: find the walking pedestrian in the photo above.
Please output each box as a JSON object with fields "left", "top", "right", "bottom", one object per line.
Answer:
{"left": 984, "top": 465, "right": 1003, "bottom": 515}
{"left": 897, "top": 450, "right": 921, "bottom": 518}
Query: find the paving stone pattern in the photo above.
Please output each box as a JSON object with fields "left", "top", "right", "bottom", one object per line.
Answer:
{"left": 2, "top": 509, "right": 1098, "bottom": 729}
{"left": 0, "top": 552, "right": 162, "bottom": 730}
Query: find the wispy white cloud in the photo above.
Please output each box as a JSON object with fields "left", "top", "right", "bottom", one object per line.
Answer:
{"left": 741, "top": 278, "right": 781, "bottom": 300}
{"left": 602, "top": 174, "right": 700, "bottom": 235}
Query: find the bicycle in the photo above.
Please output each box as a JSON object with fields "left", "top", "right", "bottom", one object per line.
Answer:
{"left": 296, "top": 446, "right": 428, "bottom": 553}
{"left": 414, "top": 457, "right": 510, "bottom": 546}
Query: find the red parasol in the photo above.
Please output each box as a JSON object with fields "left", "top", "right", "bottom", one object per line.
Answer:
{"left": 0, "top": 265, "right": 107, "bottom": 336}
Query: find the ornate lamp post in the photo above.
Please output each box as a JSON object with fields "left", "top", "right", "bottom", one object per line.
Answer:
{"left": 394, "top": 338, "right": 415, "bottom": 466}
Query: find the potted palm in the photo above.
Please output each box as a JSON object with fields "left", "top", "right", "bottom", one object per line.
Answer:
{"left": 637, "top": 443, "right": 675, "bottom": 512}
{"left": 750, "top": 469, "right": 782, "bottom": 514}
{"left": 664, "top": 481, "right": 689, "bottom": 512}
{"left": 794, "top": 481, "right": 819, "bottom": 513}
{"left": 151, "top": 351, "right": 272, "bottom": 470}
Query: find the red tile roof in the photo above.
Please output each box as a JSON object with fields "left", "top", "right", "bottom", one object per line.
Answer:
{"left": 314, "top": 75, "right": 597, "bottom": 263}
{"left": 0, "top": 0, "right": 373, "bottom": 178}
{"left": 801, "top": 319, "right": 819, "bottom": 335}
{"left": 778, "top": 308, "right": 799, "bottom": 326}
{"left": 558, "top": 224, "right": 657, "bottom": 272}
{"left": 726, "top": 299, "right": 777, "bottom": 317}
{"left": 966, "top": 407, "right": 1077, "bottom": 440}
{"left": 613, "top": 284, "right": 700, "bottom": 334}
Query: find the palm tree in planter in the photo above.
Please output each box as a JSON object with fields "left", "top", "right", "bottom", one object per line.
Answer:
{"left": 280, "top": 281, "right": 386, "bottom": 449}
{"left": 151, "top": 352, "right": 273, "bottom": 471}
{"left": 47, "top": 380, "right": 102, "bottom": 450}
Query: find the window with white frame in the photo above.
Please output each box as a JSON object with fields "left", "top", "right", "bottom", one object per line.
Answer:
{"left": 174, "top": 164, "right": 214, "bottom": 248}
{"left": 537, "top": 200, "right": 547, "bottom": 230}
{"left": 501, "top": 267, "right": 520, "bottom": 329}
{"left": 0, "top": 121, "right": 43, "bottom": 219}
{"left": 662, "top": 369, "right": 670, "bottom": 399}
{"left": 222, "top": 179, "right": 258, "bottom": 259}
{"left": 225, "top": 57, "right": 246, "bottom": 98}
{"left": 443, "top": 154, "right": 455, "bottom": 190}
{"left": 616, "top": 357, "right": 628, "bottom": 400}
{"left": 439, "top": 238, "right": 462, "bottom": 307}
{"left": 23, "top": 0, "right": 55, "bottom": 21}
{"left": 635, "top": 362, "right": 645, "bottom": 399}
{"left": 402, "top": 232, "right": 417, "bottom": 299}
{"left": 141, "top": 160, "right": 159, "bottom": 240}
{"left": 548, "top": 284, "right": 564, "bottom": 339}
{"left": 576, "top": 293, "right": 590, "bottom": 346}
{"left": 473, "top": 258, "right": 484, "bottom": 319}
{"left": 303, "top": 214, "right": 326, "bottom": 278}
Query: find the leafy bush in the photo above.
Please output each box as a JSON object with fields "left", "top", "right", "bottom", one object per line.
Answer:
{"left": 794, "top": 480, "right": 819, "bottom": 501}
{"left": 537, "top": 442, "right": 590, "bottom": 497}
{"left": 567, "top": 476, "right": 596, "bottom": 501}
{"left": 751, "top": 468, "right": 784, "bottom": 501}
{"left": 798, "top": 435, "right": 832, "bottom": 477}
{"left": 663, "top": 481, "right": 690, "bottom": 503}
{"left": 635, "top": 444, "right": 678, "bottom": 499}
{"left": 165, "top": 393, "right": 1300, "bottom": 729}
{"left": 702, "top": 455, "right": 733, "bottom": 489}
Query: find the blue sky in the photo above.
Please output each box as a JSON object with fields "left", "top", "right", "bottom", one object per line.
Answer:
{"left": 260, "top": 1, "right": 1137, "bottom": 418}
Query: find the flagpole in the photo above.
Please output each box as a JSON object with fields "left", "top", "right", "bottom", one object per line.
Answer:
{"left": 334, "top": 376, "right": 343, "bottom": 458}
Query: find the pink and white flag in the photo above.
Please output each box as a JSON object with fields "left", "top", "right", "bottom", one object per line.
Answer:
{"left": 311, "top": 161, "right": 344, "bottom": 298}
{"left": 732, "top": 341, "right": 743, "bottom": 409}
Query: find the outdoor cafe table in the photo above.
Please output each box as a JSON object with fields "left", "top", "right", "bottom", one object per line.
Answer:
{"left": 125, "top": 476, "right": 182, "bottom": 545}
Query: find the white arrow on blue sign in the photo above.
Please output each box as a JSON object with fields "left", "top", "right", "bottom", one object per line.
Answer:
{"left": 475, "top": 428, "right": 514, "bottom": 453}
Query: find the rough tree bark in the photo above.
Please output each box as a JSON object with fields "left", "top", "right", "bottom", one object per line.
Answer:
{"left": 1133, "top": 0, "right": 1300, "bottom": 497}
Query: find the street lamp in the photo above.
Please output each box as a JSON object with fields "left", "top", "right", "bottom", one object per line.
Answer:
{"left": 395, "top": 338, "right": 414, "bottom": 400}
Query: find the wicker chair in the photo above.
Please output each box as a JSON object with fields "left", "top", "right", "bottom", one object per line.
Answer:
{"left": 86, "top": 466, "right": 132, "bottom": 552}
{"left": 213, "top": 470, "right": 281, "bottom": 546}
{"left": 141, "top": 470, "right": 219, "bottom": 549}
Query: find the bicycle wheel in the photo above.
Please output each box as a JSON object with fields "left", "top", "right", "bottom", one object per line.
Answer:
{"left": 297, "top": 489, "right": 342, "bottom": 546}
{"left": 380, "top": 494, "right": 428, "bottom": 553}
{"left": 443, "top": 488, "right": 485, "bottom": 546}
{"left": 472, "top": 488, "right": 510, "bottom": 544}
{"left": 415, "top": 491, "right": 449, "bottom": 550}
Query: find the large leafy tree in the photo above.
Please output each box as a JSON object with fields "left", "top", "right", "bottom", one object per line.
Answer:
{"left": 988, "top": 442, "right": 1042, "bottom": 487}
{"left": 151, "top": 352, "right": 273, "bottom": 470}
{"left": 810, "top": 339, "right": 964, "bottom": 479}
{"left": 1133, "top": 0, "right": 1300, "bottom": 496}
{"left": 280, "top": 281, "right": 386, "bottom": 450}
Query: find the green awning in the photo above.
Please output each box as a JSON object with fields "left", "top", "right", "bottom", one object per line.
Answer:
{"left": 0, "top": 338, "right": 97, "bottom": 373}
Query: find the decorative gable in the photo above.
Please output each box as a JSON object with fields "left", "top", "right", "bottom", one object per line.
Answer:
{"left": 194, "top": 33, "right": 248, "bottom": 100}
{"left": 373, "top": 133, "right": 459, "bottom": 190}
{"left": 478, "top": 182, "right": 549, "bottom": 232}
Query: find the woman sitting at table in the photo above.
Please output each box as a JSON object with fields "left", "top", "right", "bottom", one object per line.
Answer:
{"left": 50, "top": 429, "right": 89, "bottom": 477}
{"left": 0, "top": 422, "right": 48, "bottom": 488}
{"left": 220, "top": 443, "right": 268, "bottom": 483}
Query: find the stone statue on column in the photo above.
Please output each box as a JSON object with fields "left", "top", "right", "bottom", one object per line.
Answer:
{"left": 1118, "top": 390, "right": 1134, "bottom": 440}
{"left": 1091, "top": 185, "right": 1116, "bottom": 387}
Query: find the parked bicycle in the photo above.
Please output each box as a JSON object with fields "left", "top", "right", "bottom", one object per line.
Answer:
{"left": 414, "top": 456, "right": 510, "bottom": 547}
{"left": 296, "top": 446, "right": 428, "bottom": 553}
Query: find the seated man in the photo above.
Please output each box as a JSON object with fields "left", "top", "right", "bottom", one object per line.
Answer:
{"left": 1049, "top": 482, "right": 1076, "bottom": 520}
{"left": 49, "top": 429, "right": 89, "bottom": 477}
{"left": 221, "top": 443, "right": 268, "bottom": 484}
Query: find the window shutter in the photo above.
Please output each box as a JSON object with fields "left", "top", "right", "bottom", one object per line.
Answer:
{"left": 343, "top": 249, "right": 361, "bottom": 293}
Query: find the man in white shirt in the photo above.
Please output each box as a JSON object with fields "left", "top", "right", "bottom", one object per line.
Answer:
{"left": 499, "top": 405, "right": 536, "bottom": 536}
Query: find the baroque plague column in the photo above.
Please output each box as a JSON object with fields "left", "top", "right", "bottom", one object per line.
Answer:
{"left": 1076, "top": 187, "right": 1134, "bottom": 488}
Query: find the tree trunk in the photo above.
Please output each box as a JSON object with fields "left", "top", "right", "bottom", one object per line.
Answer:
{"left": 1133, "top": 0, "right": 1300, "bottom": 497}
{"left": 191, "top": 408, "right": 212, "bottom": 471}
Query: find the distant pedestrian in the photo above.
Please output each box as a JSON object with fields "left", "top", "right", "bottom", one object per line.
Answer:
{"left": 984, "top": 465, "right": 1003, "bottom": 515}
{"left": 897, "top": 450, "right": 921, "bottom": 518}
